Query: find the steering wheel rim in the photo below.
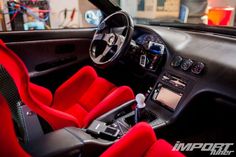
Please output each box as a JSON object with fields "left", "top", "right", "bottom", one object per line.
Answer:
{"left": 89, "top": 11, "right": 134, "bottom": 68}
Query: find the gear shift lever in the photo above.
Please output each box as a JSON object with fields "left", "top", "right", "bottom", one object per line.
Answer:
{"left": 134, "top": 94, "right": 146, "bottom": 124}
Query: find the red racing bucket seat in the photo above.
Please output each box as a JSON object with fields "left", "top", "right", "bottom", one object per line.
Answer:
{"left": 0, "top": 39, "right": 134, "bottom": 130}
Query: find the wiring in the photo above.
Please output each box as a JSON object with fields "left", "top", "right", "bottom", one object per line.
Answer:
{"left": 7, "top": 11, "right": 18, "bottom": 24}
{"left": 2, "top": 1, "right": 50, "bottom": 27}
{"left": 58, "top": 8, "right": 67, "bottom": 27}
{"left": 58, "top": 8, "right": 78, "bottom": 28}
{"left": 21, "top": 5, "right": 49, "bottom": 22}
{"left": 63, "top": 8, "right": 76, "bottom": 27}
{"left": 1, "top": 1, "right": 81, "bottom": 30}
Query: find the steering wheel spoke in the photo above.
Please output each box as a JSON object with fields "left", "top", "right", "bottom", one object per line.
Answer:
{"left": 94, "top": 54, "right": 104, "bottom": 62}
{"left": 93, "top": 33, "right": 104, "bottom": 41}
{"left": 102, "top": 45, "right": 112, "bottom": 56}
{"left": 115, "top": 34, "right": 125, "bottom": 47}
{"left": 94, "top": 45, "right": 112, "bottom": 62}
{"left": 94, "top": 33, "right": 116, "bottom": 45}
{"left": 111, "top": 26, "right": 127, "bottom": 35}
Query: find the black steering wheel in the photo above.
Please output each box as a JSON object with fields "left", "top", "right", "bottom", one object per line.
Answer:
{"left": 89, "top": 11, "right": 134, "bottom": 68}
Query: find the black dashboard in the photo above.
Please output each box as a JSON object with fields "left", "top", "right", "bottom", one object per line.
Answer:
{"left": 125, "top": 25, "right": 236, "bottom": 128}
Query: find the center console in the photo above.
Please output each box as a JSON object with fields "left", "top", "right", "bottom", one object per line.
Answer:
{"left": 86, "top": 70, "right": 192, "bottom": 141}
{"left": 87, "top": 99, "right": 159, "bottom": 140}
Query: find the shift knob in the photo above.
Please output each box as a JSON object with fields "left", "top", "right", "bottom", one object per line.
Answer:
{"left": 135, "top": 93, "right": 146, "bottom": 108}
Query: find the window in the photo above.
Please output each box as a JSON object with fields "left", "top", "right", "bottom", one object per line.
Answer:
{"left": 0, "top": 0, "right": 103, "bottom": 31}
{"left": 138, "top": 0, "right": 145, "bottom": 11}
{"left": 157, "top": 0, "right": 165, "bottom": 6}
{"left": 157, "top": 0, "right": 165, "bottom": 11}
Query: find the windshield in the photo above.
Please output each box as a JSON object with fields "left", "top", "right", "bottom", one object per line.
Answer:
{"left": 111, "top": 0, "right": 236, "bottom": 28}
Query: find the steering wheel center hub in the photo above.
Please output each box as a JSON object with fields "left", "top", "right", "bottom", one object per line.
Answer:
{"left": 108, "top": 34, "right": 116, "bottom": 46}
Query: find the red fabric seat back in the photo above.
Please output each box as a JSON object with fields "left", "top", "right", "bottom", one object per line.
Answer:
{"left": 0, "top": 40, "right": 29, "bottom": 98}
{"left": 0, "top": 40, "right": 80, "bottom": 130}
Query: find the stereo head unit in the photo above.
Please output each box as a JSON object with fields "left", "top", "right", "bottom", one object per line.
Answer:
{"left": 152, "top": 74, "right": 186, "bottom": 111}
{"left": 153, "top": 87, "right": 182, "bottom": 110}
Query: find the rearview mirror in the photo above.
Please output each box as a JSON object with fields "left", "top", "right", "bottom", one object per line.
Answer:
{"left": 85, "top": 9, "right": 103, "bottom": 26}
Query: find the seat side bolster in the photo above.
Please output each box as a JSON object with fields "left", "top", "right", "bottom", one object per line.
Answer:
{"left": 144, "top": 139, "right": 186, "bottom": 157}
{"left": 100, "top": 122, "right": 156, "bottom": 157}
{"left": 83, "top": 86, "right": 134, "bottom": 127}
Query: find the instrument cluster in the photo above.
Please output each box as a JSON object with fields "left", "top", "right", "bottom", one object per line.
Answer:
{"left": 136, "top": 34, "right": 164, "bottom": 50}
{"left": 134, "top": 33, "right": 166, "bottom": 71}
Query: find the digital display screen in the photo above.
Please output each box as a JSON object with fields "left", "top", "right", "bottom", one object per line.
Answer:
{"left": 155, "top": 87, "right": 182, "bottom": 110}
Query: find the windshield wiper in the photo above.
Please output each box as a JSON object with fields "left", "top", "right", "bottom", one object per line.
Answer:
{"left": 149, "top": 21, "right": 236, "bottom": 36}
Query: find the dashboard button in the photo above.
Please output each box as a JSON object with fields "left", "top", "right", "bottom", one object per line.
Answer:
{"left": 191, "top": 62, "right": 205, "bottom": 74}
{"left": 181, "top": 59, "right": 193, "bottom": 71}
{"left": 171, "top": 56, "right": 183, "bottom": 67}
{"left": 139, "top": 55, "right": 147, "bottom": 67}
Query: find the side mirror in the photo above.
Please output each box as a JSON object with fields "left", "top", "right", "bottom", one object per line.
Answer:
{"left": 85, "top": 9, "right": 103, "bottom": 26}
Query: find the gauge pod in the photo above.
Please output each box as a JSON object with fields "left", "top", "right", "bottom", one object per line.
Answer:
{"left": 181, "top": 59, "right": 193, "bottom": 71}
{"left": 171, "top": 56, "right": 183, "bottom": 67}
{"left": 191, "top": 62, "right": 205, "bottom": 74}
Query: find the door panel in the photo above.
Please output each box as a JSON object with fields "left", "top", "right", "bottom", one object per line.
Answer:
{"left": 7, "top": 39, "right": 90, "bottom": 77}
{"left": 0, "top": 29, "right": 96, "bottom": 92}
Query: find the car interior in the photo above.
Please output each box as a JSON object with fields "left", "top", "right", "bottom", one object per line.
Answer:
{"left": 0, "top": 0, "right": 236, "bottom": 157}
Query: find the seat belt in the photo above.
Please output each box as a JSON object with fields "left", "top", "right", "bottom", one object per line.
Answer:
{"left": 0, "top": 65, "right": 44, "bottom": 143}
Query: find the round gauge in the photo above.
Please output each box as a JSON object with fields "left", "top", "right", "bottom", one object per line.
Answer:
{"left": 181, "top": 59, "right": 194, "bottom": 71}
{"left": 171, "top": 56, "right": 183, "bottom": 67}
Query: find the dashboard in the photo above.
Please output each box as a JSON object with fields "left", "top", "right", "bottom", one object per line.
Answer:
{"left": 126, "top": 25, "right": 236, "bottom": 128}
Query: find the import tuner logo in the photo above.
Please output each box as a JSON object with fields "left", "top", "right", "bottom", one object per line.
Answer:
{"left": 172, "top": 141, "right": 235, "bottom": 156}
